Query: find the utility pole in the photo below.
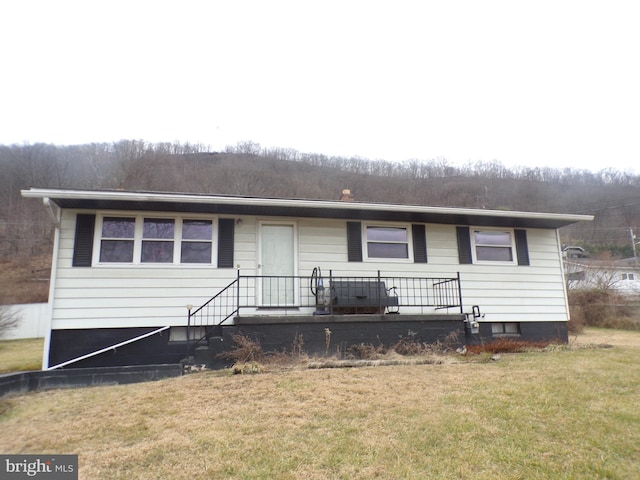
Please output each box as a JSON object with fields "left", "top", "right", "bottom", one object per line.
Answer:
{"left": 630, "top": 227, "right": 638, "bottom": 259}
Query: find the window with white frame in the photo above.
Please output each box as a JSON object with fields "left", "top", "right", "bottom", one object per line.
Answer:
{"left": 621, "top": 273, "right": 635, "bottom": 281}
{"left": 365, "top": 225, "right": 410, "bottom": 260}
{"left": 181, "top": 219, "right": 214, "bottom": 263}
{"left": 142, "top": 218, "right": 175, "bottom": 263}
{"left": 100, "top": 217, "right": 135, "bottom": 262}
{"left": 471, "top": 229, "right": 515, "bottom": 263}
{"left": 96, "top": 215, "right": 214, "bottom": 265}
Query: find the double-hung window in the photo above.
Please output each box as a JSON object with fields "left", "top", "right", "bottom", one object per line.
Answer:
{"left": 471, "top": 229, "right": 515, "bottom": 263}
{"left": 181, "top": 219, "right": 213, "bottom": 263}
{"left": 365, "top": 225, "right": 410, "bottom": 260}
{"left": 142, "top": 218, "right": 175, "bottom": 263}
{"left": 96, "top": 215, "right": 214, "bottom": 265}
{"left": 100, "top": 217, "right": 135, "bottom": 262}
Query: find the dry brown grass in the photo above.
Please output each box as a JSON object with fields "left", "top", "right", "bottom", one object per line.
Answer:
{"left": 1, "top": 339, "right": 639, "bottom": 479}
{"left": 571, "top": 326, "right": 640, "bottom": 349}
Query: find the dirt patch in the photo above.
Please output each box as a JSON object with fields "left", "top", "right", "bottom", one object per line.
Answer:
{"left": 570, "top": 327, "right": 640, "bottom": 349}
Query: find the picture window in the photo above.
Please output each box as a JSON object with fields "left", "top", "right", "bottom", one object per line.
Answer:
{"left": 96, "top": 214, "right": 214, "bottom": 265}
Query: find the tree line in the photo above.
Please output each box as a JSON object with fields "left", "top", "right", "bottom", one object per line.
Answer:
{"left": 2, "top": 139, "right": 640, "bottom": 263}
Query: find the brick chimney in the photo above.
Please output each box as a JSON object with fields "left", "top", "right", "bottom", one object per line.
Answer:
{"left": 339, "top": 189, "right": 355, "bottom": 202}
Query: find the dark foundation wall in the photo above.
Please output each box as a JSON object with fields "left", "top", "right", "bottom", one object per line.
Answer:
{"left": 468, "top": 321, "right": 569, "bottom": 345}
{"left": 48, "top": 327, "right": 188, "bottom": 368}
{"left": 230, "top": 316, "right": 467, "bottom": 357}
{"left": 47, "top": 318, "right": 569, "bottom": 369}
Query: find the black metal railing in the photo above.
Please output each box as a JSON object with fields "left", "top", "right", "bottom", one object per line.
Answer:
{"left": 186, "top": 271, "right": 463, "bottom": 356}
{"left": 186, "top": 276, "right": 239, "bottom": 355}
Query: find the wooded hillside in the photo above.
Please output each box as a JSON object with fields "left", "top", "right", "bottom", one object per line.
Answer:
{"left": 2, "top": 140, "right": 639, "bottom": 303}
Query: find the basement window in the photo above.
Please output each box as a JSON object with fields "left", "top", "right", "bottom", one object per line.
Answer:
{"left": 169, "top": 326, "right": 207, "bottom": 342}
{"left": 491, "top": 322, "right": 520, "bottom": 336}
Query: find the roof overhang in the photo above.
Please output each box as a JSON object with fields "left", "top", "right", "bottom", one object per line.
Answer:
{"left": 21, "top": 188, "right": 594, "bottom": 229}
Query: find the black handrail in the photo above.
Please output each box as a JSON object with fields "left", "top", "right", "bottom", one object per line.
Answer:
{"left": 186, "top": 272, "right": 463, "bottom": 357}
{"left": 186, "top": 272, "right": 240, "bottom": 359}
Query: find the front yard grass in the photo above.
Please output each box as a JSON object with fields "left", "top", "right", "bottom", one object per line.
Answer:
{"left": 0, "top": 337, "right": 43, "bottom": 373}
{"left": 1, "top": 338, "right": 639, "bottom": 479}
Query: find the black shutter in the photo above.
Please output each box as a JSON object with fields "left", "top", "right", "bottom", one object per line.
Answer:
{"left": 217, "top": 218, "right": 235, "bottom": 268}
{"left": 456, "top": 226, "right": 473, "bottom": 264}
{"left": 412, "top": 224, "right": 428, "bottom": 263}
{"left": 514, "top": 229, "right": 530, "bottom": 266}
{"left": 72, "top": 214, "right": 95, "bottom": 267}
{"left": 346, "top": 221, "right": 363, "bottom": 262}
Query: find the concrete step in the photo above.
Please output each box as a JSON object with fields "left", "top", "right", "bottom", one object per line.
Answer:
{"left": 193, "top": 336, "right": 229, "bottom": 369}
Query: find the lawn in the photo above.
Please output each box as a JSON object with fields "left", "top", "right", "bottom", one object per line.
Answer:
{"left": 1, "top": 332, "right": 639, "bottom": 479}
{"left": 0, "top": 337, "right": 43, "bottom": 373}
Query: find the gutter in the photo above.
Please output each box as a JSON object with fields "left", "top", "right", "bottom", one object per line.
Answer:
{"left": 22, "top": 188, "right": 594, "bottom": 226}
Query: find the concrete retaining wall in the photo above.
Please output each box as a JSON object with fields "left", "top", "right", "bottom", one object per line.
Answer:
{"left": 0, "top": 364, "right": 183, "bottom": 398}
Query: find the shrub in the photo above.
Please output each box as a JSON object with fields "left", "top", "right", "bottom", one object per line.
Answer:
{"left": 346, "top": 343, "right": 386, "bottom": 360}
{"left": 219, "top": 334, "right": 264, "bottom": 363}
{"left": 232, "top": 361, "right": 266, "bottom": 374}
{"left": 393, "top": 330, "right": 461, "bottom": 355}
{"left": 466, "top": 338, "right": 554, "bottom": 355}
{"left": 568, "top": 289, "right": 640, "bottom": 331}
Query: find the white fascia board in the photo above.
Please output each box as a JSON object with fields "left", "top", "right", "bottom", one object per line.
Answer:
{"left": 21, "top": 188, "right": 594, "bottom": 225}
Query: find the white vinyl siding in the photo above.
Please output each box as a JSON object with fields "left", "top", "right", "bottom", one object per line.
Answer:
{"left": 51, "top": 212, "right": 569, "bottom": 329}
{"left": 53, "top": 210, "right": 230, "bottom": 329}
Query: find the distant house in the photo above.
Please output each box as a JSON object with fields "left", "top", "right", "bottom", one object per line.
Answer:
{"left": 565, "top": 257, "right": 640, "bottom": 296}
{"left": 22, "top": 188, "right": 593, "bottom": 370}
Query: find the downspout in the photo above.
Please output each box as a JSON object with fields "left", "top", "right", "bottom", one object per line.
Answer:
{"left": 41, "top": 198, "right": 61, "bottom": 370}
{"left": 44, "top": 197, "right": 61, "bottom": 227}
{"left": 556, "top": 229, "right": 571, "bottom": 323}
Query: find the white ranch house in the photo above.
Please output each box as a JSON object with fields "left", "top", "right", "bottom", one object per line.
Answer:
{"left": 22, "top": 188, "right": 592, "bottom": 369}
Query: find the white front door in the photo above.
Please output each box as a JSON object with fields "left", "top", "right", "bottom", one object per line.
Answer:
{"left": 259, "top": 223, "right": 297, "bottom": 306}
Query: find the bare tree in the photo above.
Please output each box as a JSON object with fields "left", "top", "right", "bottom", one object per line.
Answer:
{"left": 0, "top": 305, "right": 20, "bottom": 338}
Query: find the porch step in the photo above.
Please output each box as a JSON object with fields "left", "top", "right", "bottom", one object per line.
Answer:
{"left": 193, "top": 336, "right": 228, "bottom": 369}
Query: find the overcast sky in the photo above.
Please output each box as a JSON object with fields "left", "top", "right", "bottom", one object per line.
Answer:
{"left": 1, "top": 1, "right": 639, "bottom": 173}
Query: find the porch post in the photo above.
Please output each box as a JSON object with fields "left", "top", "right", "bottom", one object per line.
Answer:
{"left": 378, "top": 270, "right": 382, "bottom": 313}
{"left": 236, "top": 269, "right": 241, "bottom": 318}
{"left": 457, "top": 271, "right": 464, "bottom": 314}
{"left": 186, "top": 305, "right": 192, "bottom": 362}
{"left": 329, "top": 270, "right": 334, "bottom": 314}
